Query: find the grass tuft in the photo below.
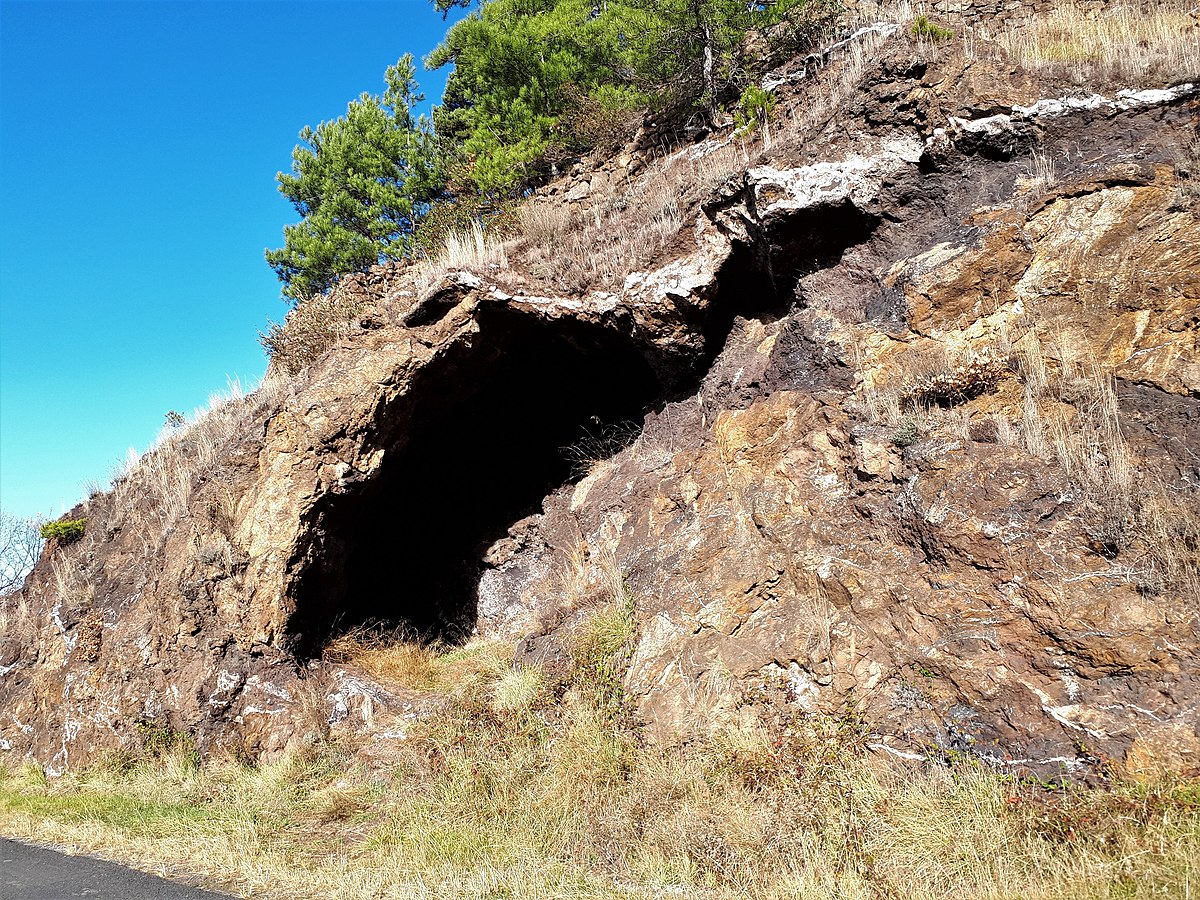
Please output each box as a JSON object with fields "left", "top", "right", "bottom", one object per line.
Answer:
{"left": 912, "top": 14, "right": 954, "bottom": 41}
{"left": 1000, "top": 2, "right": 1200, "bottom": 87}
{"left": 3, "top": 682, "right": 1199, "bottom": 900}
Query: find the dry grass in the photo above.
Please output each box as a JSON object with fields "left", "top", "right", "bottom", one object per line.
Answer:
{"left": 1000, "top": 2, "right": 1200, "bottom": 87}
{"left": 325, "top": 631, "right": 443, "bottom": 689}
{"left": 438, "top": 221, "right": 509, "bottom": 273}
{"left": 771, "top": 25, "right": 895, "bottom": 151}
{"left": 858, "top": 320, "right": 1199, "bottom": 599}
{"left": 863, "top": 341, "right": 1011, "bottom": 428}
{"left": 1012, "top": 332, "right": 1200, "bottom": 597}
{"left": 517, "top": 202, "right": 572, "bottom": 246}
{"left": 4, "top": 585, "right": 1199, "bottom": 895}
{"left": 49, "top": 555, "right": 91, "bottom": 612}
{"left": 559, "top": 419, "right": 644, "bottom": 478}
{"left": 260, "top": 290, "right": 368, "bottom": 376}
{"left": 413, "top": 221, "right": 511, "bottom": 295}
{"left": 106, "top": 375, "right": 289, "bottom": 530}
{"left": 0, "top": 594, "right": 35, "bottom": 646}
{"left": 267, "top": 220, "right": 512, "bottom": 371}
{"left": 323, "top": 631, "right": 512, "bottom": 695}
{"left": 3, "top": 673, "right": 1198, "bottom": 900}
{"left": 553, "top": 536, "right": 628, "bottom": 625}
{"left": 840, "top": 0, "right": 914, "bottom": 26}
{"left": 1021, "top": 146, "right": 1058, "bottom": 196}
{"left": 514, "top": 144, "right": 733, "bottom": 294}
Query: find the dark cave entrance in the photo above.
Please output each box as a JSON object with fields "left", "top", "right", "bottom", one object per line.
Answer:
{"left": 287, "top": 312, "right": 663, "bottom": 656}
{"left": 288, "top": 200, "right": 883, "bottom": 658}
{"left": 703, "top": 198, "right": 881, "bottom": 340}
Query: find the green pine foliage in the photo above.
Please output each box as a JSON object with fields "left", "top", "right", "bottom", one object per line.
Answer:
{"left": 427, "top": 0, "right": 650, "bottom": 195}
{"left": 912, "top": 14, "right": 954, "bottom": 41}
{"left": 265, "top": 56, "right": 442, "bottom": 303}
{"left": 734, "top": 84, "right": 778, "bottom": 136}
{"left": 630, "top": 0, "right": 838, "bottom": 125}
{"left": 426, "top": 0, "right": 838, "bottom": 195}
{"left": 265, "top": 0, "right": 840, "bottom": 304}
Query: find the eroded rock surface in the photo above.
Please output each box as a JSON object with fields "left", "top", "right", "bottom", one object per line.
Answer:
{"left": 2, "top": 13, "right": 1197, "bottom": 779}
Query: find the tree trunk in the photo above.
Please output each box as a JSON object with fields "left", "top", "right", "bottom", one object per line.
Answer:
{"left": 703, "top": 24, "right": 715, "bottom": 125}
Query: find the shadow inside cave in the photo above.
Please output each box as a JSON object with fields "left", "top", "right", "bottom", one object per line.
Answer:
{"left": 286, "top": 313, "right": 663, "bottom": 655}
{"left": 286, "top": 198, "right": 880, "bottom": 657}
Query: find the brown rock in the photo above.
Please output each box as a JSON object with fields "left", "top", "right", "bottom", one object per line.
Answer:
{"left": 2, "top": 17, "right": 1197, "bottom": 785}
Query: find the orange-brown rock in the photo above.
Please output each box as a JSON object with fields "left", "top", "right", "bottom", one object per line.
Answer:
{"left": 1, "top": 13, "right": 1197, "bottom": 781}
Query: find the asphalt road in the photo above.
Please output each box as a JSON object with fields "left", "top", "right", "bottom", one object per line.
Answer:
{"left": 1, "top": 838, "right": 235, "bottom": 899}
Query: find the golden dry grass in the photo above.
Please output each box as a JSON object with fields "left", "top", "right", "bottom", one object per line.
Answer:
{"left": 323, "top": 631, "right": 512, "bottom": 695}
{"left": 4, "top": 602, "right": 1200, "bottom": 899}
{"left": 512, "top": 141, "right": 739, "bottom": 295}
{"left": 856, "top": 317, "right": 1200, "bottom": 603}
{"left": 1000, "top": 2, "right": 1200, "bottom": 86}
{"left": 105, "top": 374, "right": 289, "bottom": 528}
{"left": 1003, "top": 329, "right": 1200, "bottom": 598}
{"left": 3, "top": 695, "right": 1198, "bottom": 900}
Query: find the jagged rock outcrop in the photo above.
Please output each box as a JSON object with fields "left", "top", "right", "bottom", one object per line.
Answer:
{"left": 2, "top": 7, "right": 1197, "bottom": 779}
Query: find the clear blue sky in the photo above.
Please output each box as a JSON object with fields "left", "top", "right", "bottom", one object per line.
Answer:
{"left": 1, "top": 0, "right": 462, "bottom": 520}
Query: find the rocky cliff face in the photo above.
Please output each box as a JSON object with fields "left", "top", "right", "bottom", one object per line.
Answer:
{"left": 2, "top": 4, "right": 1197, "bottom": 779}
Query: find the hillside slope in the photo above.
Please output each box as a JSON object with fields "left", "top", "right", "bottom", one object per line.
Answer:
{"left": 2, "top": 0, "right": 1197, "bottom": 785}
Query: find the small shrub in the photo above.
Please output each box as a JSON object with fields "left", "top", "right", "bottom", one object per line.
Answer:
{"left": 891, "top": 419, "right": 920, "bottom": 448}
{"left": 518, "top": 202, "right": 572, "bottom": 247}
{"left": 259, "top": 290, "right": 367, "bottom": 375}
{"left": 163, "top": 410, "right": 186, "bottom": 429}
{"left": 912, "top": 15, "right": 954, "bottom": 41}
{"left": 902, "top": 349, "right": 1010, "bottom": 407}
{"left": 561, "top": 83, "right": 643, "bottom": 155}
{"left": 134, "top": 721, "right": 199, "bottom": 769}
{"left": 39, "top": 517, "right": 85, "bottom": 544}
{"left": 733, "top": 85, "right": 778, "bottom": 138}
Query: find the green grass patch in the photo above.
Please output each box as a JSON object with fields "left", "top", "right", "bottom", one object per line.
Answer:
{"left": 0, "top": 786, "right": 217, "bottom": 835}
{"left": 912, "top": 14, "right": 954, "bottom": 41}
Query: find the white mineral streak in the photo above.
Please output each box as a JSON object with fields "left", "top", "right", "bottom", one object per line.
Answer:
{"left": 326, "top": 672, "right": 392, "bottom": 726}
{"left": 868, "top": 742, "right": 928, "bottom": 762}
{"left": 950, "top": 83, "right": 1198, "bottom": 136}
{"left": 762, "top": 23, "right": 901, "bottom": 91}
{"left": 1014, "top": 84, "right": 1198, "bottom": 118}
{"left": 748, "top": 134, "right": 925, "bottom": 214}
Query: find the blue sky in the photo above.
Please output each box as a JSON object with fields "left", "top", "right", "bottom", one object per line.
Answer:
{"left": 1, "top": 0, "right": 461, "bottom": 520}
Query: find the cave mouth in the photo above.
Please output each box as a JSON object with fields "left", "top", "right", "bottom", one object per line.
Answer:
{"left": 287, "top": 312, "right": 663, "bottom": 656}
{"left": 289, "top": 201, "right": 883, "bottom": 658}
{"left": 702, "top": 199, "right": 881, "bottom": 345}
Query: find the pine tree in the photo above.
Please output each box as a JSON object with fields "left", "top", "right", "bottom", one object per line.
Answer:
{"left": 265, "top": 55, "right": 441, "bottom": 302}
{"left": 427, "top": 0, "right": 649, "bottom": 195}
{"left": 423, "top": 0, "right": 836, "bottom": 194}
{"left": 631, "top": 0, "right": 838, "bottom": 126}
